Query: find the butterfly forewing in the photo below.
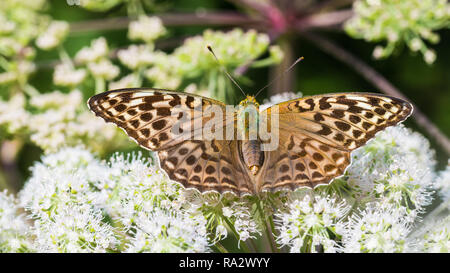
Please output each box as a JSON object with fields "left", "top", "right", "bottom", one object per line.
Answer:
{"left": 88, "top": 88, "right": 253, "bottom": 195}
{"left": 258, "top": 93, "right": 413, "bottom": 192}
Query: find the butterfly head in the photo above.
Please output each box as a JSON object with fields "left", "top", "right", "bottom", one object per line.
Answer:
{"left": 239, "top": 95, "right": 260, "bottom": 109}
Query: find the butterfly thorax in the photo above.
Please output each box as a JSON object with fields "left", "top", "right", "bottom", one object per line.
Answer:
{"left": 237, "top": 96, "right": 260, "bottom": 138}
{"left": 237, "top": 96, "right": 263, "bottom": 176}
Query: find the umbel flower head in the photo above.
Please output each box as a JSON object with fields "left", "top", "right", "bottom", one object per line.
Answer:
{"left": 14, "top": 147, "right": 212, "bottom": 253}
{"left": 0, "top": 190, "right": 34, "bottom": 252}
{"left": 275, "top": 192, "right": 350, "bottom": 253}
{"left": 345, "top": 0, "right": 449, "bottom": 64}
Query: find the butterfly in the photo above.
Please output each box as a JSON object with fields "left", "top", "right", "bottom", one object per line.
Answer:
{"left": 88, "top": 88, "right": 413, "bottom": 196}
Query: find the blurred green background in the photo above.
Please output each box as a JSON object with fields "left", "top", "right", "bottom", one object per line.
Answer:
{"left": 45, "top": 1, "right": 450, "bottom": 159}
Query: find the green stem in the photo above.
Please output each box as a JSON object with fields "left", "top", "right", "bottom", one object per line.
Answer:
{"left": 217, "top": 73, "right": 226, "bottom": 103}
{"left": 134, "top": 66, "right": 144, "bottom": 86}
{"left": 214, "top": 242, "right": 229, "bottom": 253}
{"left": 255, "top": 198, "right": 278, "bottom": 252}
{"left": 127, "top": 0, "right": 145, "bottom": 18}
{"left": 223, "top": 217, "right": 252, "bottom": 253}
{"left": 208, "top": 70, "right": 217, "bottom": 98}
{"left": 0, "top": 56, "right": 10, "bottom": 70}
{"left": 23, "top": 84, "right": 40, "bottom": 97}
{"left": 247, "top": 237, "right": 259, "bottom": 252}
{"left": 58, "top": 46, "right": 73, "bottom": 67}
{"left": 251, "top": 58, "right": 277, "bottom": 68}
{"left": 268, "top": 214, "right": 276, "bottom": 238}
{"left": 95, "top": 77, "right": 105, "bottom": 93}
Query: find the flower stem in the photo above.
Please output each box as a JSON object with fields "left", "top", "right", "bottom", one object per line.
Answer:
{"left": 58, "top": 46, "right": 73, "bottom": 67}
{"left": 95, "top": 77, "right": 105, "bottom": 94}
{"left": 255, "top": 198, "right": 278, "bottom": 252}
{"left": 214, "top": 242, "right": 229, "bottom": 253}
{"left": 223, "top": 217, "right": 252, "bottom": 252}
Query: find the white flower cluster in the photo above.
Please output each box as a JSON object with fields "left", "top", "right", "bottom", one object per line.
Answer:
{"left": 128, "top": 16, "right": 166, "bottom": 43}
{"left": 117, "top": 44, "right": 156, "bottom": 70}
{"left": 222, "top": 202, "right": 261, "bottom": 244}
{"left": 125, "top": 208, "right": 209, "bottom": 253}
{"left": 103, "top": 152, "right": 210, "bottom": 252}
{"left": 0, "top": 93, "right": 29, "bottom": 134}
{"left": 415, "top": 216, "right": 450, "bottom": 252}
{"left": 75, "top": 37, "right": 110, "bottom": 64}
{"left": 275, "top": 193, "right": 350, "bottom": 253}
{"left": 346, "top": 0, "right": 450, "bottom": 64}
{"left": 53, "top": 63, "right": 87, "bottom": 87}
{"left": 435, "top": 161, "right": 450, "bottom": 201}
{"left": 333, "top": 125, "right": 436, "bottom": 253}
{"left": 346, "top": 125, "right": 435, "bottom": 215}
{"left": 108, "top": 73, "right": 139, "bottom": 90}
{"left": 181, "top": 190, "right": 261, "bottom": 249}
{"left": 19, "top": 148, "right": 117, "bottom": 252}
{"left": 73, "top": 37, "right": 120, "bottom": 83}
{"left": 0, "top": 190, "right": 33, "bottom": 252}
{"left": 0, "top": 1, "right": 56, "bottom": 87}
{"left": 36, "top": 21, "right": 69, "bottom": 50}
{"left": 341, "top": 204, "right": 412, "bottom": 252}
{"left": 0, "top": 147, "right": 211, "bottom": 253}
{"left": 169, "top": 29, "right": 281, "bottom": 75}
{"left": 99, "top": 152, "right": 182, "bottom": 228}
{"left": 0, "top": 90, "right": 126, "bottom": 153}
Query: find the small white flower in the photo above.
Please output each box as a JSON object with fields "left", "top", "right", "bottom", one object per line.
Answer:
{"left": 367, "top": 0, "right": 381, "bottom": 6}
{"left": 87, "top": 59, "right": 119, "bottom": 80}
{"left": 75, "top": 37, "right": 109, "bottom": 64}
{"left": 0, "top": 72, "right": 17, "bottom": 84}
{"left": 128, "top": 16, "right": 166, "bottom": 43}
{"left": 0, "top": 94, "right": 29, "bottom": 133}
{"left": 145, "top": 66, "right": 181, "bottom": 89}
{"left": 372, "top": 46, "right": 384, "bottom": 59}
{"left": 409, "top": 38, "right": 422, "bottom": 51}
{"left": 346, "top": 125, "right": 435, "bottom": 215}
{"left": 424, "top": 50, "right": 436, "bottom": 64}
{"left": 36, "top": 21, "right": 69, "bottom": 50}
{"left": 216, "top": 224, "right": 228, "bottom": 239}
{"left": 117, "top": 45, "right": 155, "bottom": 69}
{"left": 109, "top": 74, "right": 139, "bottom": 90}
{"left": 222, "top": 207, "right": 233, "bottom": 218}
{"left": 53, "top": 63, "right": 86, "bottom": 86}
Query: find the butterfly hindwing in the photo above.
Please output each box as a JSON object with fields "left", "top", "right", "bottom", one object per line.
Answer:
{"left": 258, "top": 93, "right": 413, "bottom": 192}
{"left": 158, "top": 139, "right": 253, "bottom": 195}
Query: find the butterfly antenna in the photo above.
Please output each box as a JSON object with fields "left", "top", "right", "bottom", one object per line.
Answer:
{"left": 207, "top": 45, "right": 246, "bottom": 97}
{"left": 254, "top": 56, "right": 304, "bottom": 98}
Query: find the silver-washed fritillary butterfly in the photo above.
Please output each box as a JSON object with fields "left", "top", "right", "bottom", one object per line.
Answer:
{"left": 88, "top": 88, "right": 412, "bottom": 196}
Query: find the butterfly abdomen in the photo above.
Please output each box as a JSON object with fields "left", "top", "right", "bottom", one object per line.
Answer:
{"left": 240, "top": 140, "right": 263, "bottom": 176}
